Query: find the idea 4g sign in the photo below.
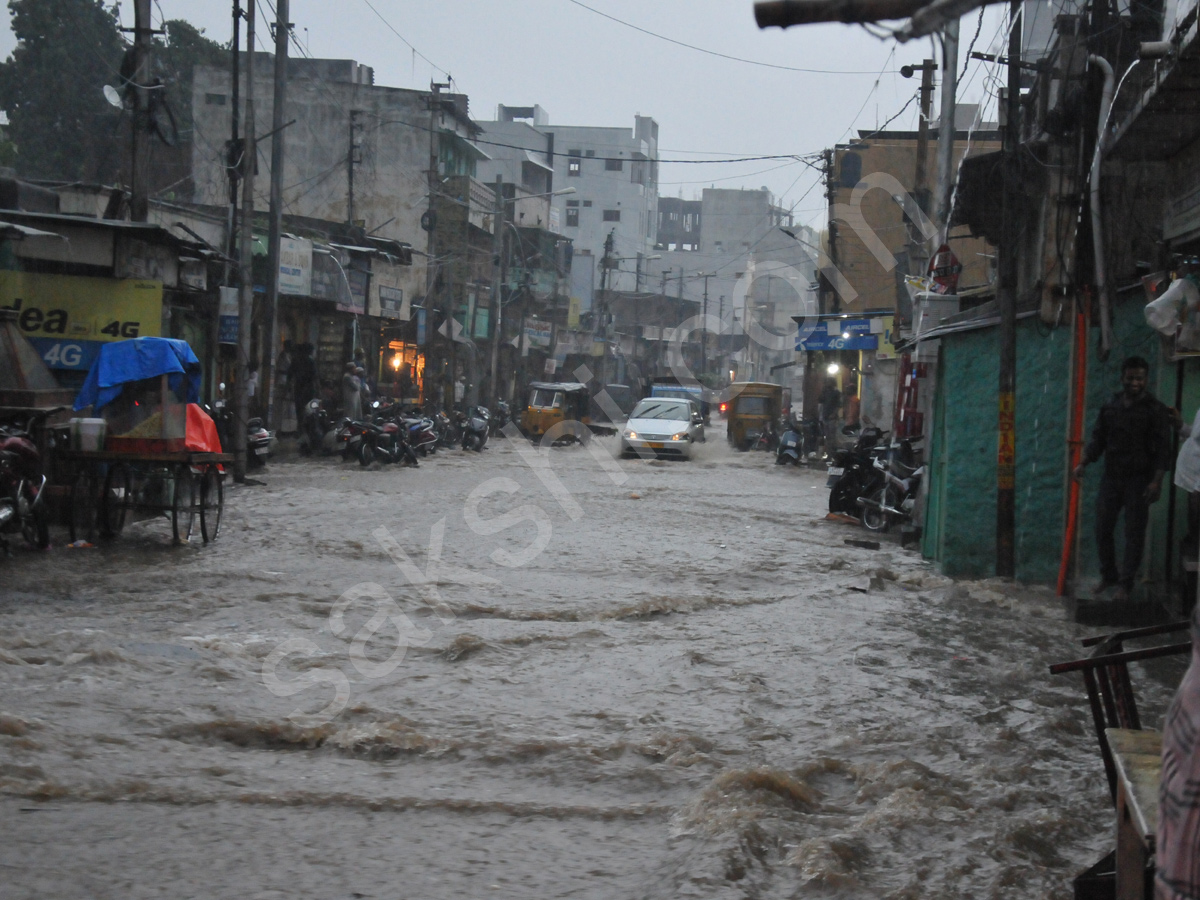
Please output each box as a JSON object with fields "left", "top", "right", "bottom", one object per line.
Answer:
{"left": 0, "top": 271, "right": 163, "bottom": 370}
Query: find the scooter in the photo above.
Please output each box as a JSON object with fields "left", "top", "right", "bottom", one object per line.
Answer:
{"left": 208, "top": 383, "right": 273, "bottom": 466}
{"left": 246, "top": 417, "right": 272, "bottom": 467}
{"left": 460, "top": 406, "right": 490, "bottom": 452}
{"left": 775, "top": 417, "right": 803, "bottom": 465}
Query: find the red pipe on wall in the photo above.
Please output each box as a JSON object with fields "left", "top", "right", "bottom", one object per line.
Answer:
{"left": 1057, "top": 298, "right": 1090, "bottom": 596}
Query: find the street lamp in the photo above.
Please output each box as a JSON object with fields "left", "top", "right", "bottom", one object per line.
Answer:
{"left": 490, "top": 183, "right": 577, "bottom": 407}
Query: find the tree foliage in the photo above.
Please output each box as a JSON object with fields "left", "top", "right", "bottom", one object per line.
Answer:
{"left": 0, "top": 0, "right": 125, "bottom": 181}
{"left": 0, "top": 2, "right": 227, "bottom": 187}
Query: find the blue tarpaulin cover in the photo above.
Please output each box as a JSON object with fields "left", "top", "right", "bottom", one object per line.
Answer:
{"left": 74, "top": 337, "right": 202, "bottom": 412}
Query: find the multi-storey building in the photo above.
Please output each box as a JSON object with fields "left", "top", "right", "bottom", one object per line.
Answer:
{"left": 476, "top": 106, "right": 659, "bottom": 302}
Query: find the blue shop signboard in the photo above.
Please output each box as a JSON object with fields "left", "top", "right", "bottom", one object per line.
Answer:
{"left": 797, "top": 318, "right": 879, "bottom": 352}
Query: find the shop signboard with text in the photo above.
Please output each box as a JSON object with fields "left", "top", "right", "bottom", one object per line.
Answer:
{"left": 0, "top": 271, "right": 163, "bottom": 370}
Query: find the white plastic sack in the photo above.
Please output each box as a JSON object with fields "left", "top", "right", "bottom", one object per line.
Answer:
{"left": 1146, "top": 277, "right": 1200, "bottom": 335}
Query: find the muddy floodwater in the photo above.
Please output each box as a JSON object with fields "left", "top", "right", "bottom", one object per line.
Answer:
{"left": 0, "top": 429, "right": 1185, "bottom": 898}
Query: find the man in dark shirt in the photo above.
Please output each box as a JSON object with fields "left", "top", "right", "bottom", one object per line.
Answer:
{"left": 1073, "top": 355, "right": 1172, "bottom": 600}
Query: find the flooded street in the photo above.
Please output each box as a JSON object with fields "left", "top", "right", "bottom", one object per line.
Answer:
{"left": 0, "top": 429, "right": 1182, "bottom": 899}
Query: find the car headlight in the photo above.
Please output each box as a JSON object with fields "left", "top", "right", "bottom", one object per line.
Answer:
{"left": 671, "top": 432, "right": 688, "bottom": 441}
{"left": 624, "top": 430, "right": 637, "bottom": 439}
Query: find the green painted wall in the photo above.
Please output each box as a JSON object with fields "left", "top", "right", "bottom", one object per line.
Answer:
{"left": 923, "top": 296, "right": 1166, "bottom": 586}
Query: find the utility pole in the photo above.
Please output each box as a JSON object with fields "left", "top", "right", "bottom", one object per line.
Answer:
{"left": 996, "top": 0, "right": 1021, "bottom": 578}
{"left": 934, "top": 20, "right": 960, "bottom": 238}
{"left": 489, "top": 174, "right": 505, "bottom": 407}
{"left": 598, "top": 229, "right": 614, "bottom": 384}
{"left": 901, "top": 59, "right": 936, "bottom": 277}
{"left": 347, "top": 109, "right": 361, "bottom": 225}
{"left": 129, "top": 0, "right": 153, "bottom": 222}
{"left": 225, "top": 1, "right": 242, "bottom": 279}
{"left": 264, "top": 0, "right": 289, "bottom": 435}
{"left": 700, "top": 272, "right": 714, "bottom": 379}
{"left": 234, "top": 0, "right": 257, "bottom": 483}
{"left": 425, "top": 81, "right": 451, "bottom": 407}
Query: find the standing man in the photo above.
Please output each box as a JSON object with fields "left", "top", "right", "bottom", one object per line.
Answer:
{"left": 818, "top": 378, "right": 842, "bottom": 449}
{"left": 1073, "top": 355, "right": 1172, "bottom": 600}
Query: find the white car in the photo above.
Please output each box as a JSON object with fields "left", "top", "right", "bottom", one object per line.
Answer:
{"left": 620, "top": 398, "right": 705, "bottom": 459}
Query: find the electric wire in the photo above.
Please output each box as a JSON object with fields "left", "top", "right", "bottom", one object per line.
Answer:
{"left": 562, "top": 0, "right": 898, "bottom": 75}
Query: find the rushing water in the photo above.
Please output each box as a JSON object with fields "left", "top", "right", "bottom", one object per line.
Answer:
{"left": 0, "top": 430, "right": 1186, "bottom": 898}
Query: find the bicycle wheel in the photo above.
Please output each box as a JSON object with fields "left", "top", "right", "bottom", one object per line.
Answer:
{"left": 100, "top": 462, "right": 131, "bottom": 537}
{"left": 199, "top": 466, "right": 223, "bottom": 543}
{"left": 69, "top": 469, "right": 97, "bottom": 543}
{"left": 171, "top": 465, "right": 198, "bottom": 544}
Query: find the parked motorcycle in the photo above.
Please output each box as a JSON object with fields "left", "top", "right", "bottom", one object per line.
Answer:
{"left": 489, "top": 401, "right": 511, "bottom": 437}
{"left": 401, "top": 410, "right": 438, "bottom": 457}
{"left": 460, "top": 406, "right": 490, "bottom": 452}
{"left": 0, "top": 410, "right": 58, "bottom": 553}
{"left": 207, "top": 383, "right": 273, "bottom": 467}
{"left": 246, "top": 417, "right": 272, "bottom": 467}
{"left": 299, "top": 398, "right": 336, "bottom": 456}
{"left": 858, "top": 456, "right": 925, "bottom": 532}
{"left": 358, "top": 406, "right": 419, "bottom": 467}
{"left": 826, "top": 426, "right": 888, "bottom": 515}
{"left": 335, "top": 417, "right": 365, "bottom": 461}
{"left": 747, "top": 419, "right": 779, "bottom": 452}
{"left": 431, "top": 409, "right": 460, "bottom": 449}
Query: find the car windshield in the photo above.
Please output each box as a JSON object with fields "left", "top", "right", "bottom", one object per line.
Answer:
{"left": 631, "top": 400, "right": 691, "bottom": 421}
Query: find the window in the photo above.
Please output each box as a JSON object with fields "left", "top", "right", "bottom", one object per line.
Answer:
{"left": 566, "top": 208, "right": 579, "bottom": 227}
{"left": 603, "top": 209, "right": 620, "bottom": 222}
{"left": 585, "top": 149, "right": 596, "bottom": 158}
{"left": 582, "top": 200, "right": 593, "bottom": 208}
{"left": 567, "top": 149, "right": 581, "bottom": 176}
{"left": 566, "top": 199, "right": 579, "bottom": 207}
{"left": 605, "top": 157, "right": 623, "bottom": 171}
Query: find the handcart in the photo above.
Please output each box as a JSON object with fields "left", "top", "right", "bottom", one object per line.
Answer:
{"left": 64, "top": 337, "right": 229, "bottom": 545}
{"left": 62, "top": 448, "right": 230, "bottom": 545}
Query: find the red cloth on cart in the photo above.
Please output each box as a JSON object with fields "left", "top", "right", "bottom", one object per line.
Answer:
{"left": 185, "top": 404, "right": 222, "bottom": 453}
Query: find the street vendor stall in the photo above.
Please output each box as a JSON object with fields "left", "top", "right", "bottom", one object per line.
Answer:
{"left": 64, "top": 337, "right": 230, "bottom": 545}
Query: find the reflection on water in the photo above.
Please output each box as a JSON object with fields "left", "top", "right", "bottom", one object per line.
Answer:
{"left": 0, "top": 437, "right": 1183, "bottom": 898}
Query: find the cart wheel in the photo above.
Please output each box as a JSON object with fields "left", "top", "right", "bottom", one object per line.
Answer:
{"left": 200, "top": 466, "right": 223, "bottom": 543}
{"left": 171, "top": 465, "right": 198, "bottom": 544}
{"left": 69, "top": 469, "right": 97, "bottom": 544}
{"left": 100, "top": 462, "right": 131, "bottom": 537}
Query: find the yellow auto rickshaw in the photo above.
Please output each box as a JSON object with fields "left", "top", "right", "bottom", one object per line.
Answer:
{"left": 725, "top": 382, "right": 783, "bottom": 450}
{"left": 521, "top": 382, "right": 615, "bottom": 442}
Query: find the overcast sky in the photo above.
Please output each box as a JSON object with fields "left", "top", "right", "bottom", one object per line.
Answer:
{"left": 1, "top": 0, "right": 1008, "bottom": 230}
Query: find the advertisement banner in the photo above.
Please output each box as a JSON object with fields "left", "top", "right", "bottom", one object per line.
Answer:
{"left": 524, "top": 320, "right": 552, "bottom": 349}
{"left": 218, "top": 286, "right": 239, "bottom": 344}
{"left": 567, "top": 296, "right": 581, "bottom": 329}
{"left": 0, "top": 271, "right": 163, "bottom": 370}
{"left": 279, "top": 237, "right": 313, "bottom": 296}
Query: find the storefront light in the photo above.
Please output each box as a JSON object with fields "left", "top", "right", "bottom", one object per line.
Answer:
{"left": 827, "top": 363, "right": 840, "bottom": 375}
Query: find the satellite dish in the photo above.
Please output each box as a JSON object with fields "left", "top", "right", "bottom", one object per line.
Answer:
{"left": 103, "top": 85, "right": 123, "bottom": 108}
